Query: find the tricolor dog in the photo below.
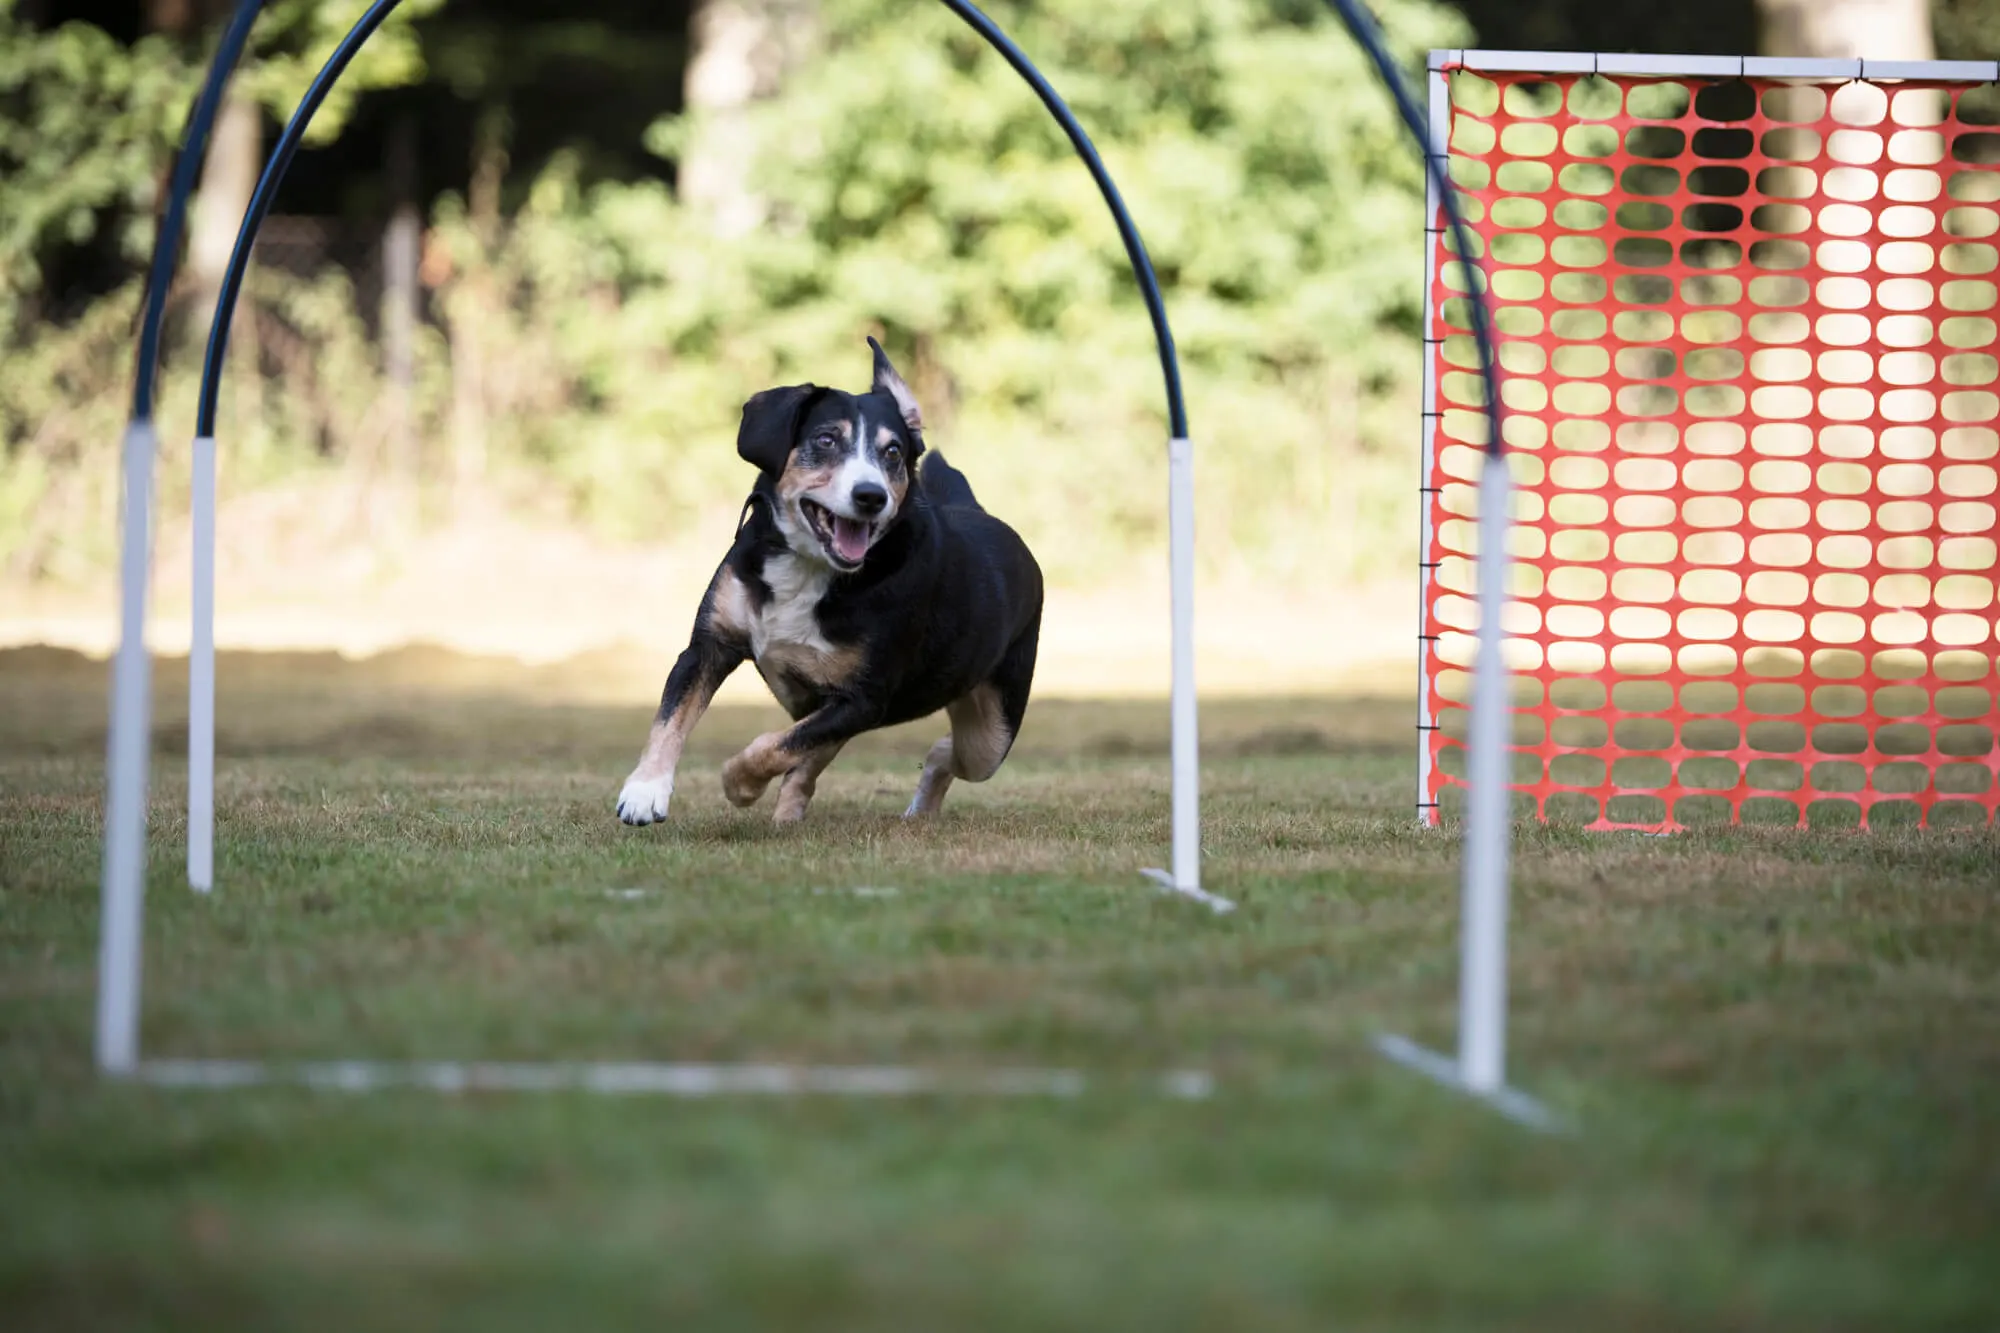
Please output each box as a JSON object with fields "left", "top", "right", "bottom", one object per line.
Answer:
{"left": 617, "top": 339, "right": 1043, "bottom": 826}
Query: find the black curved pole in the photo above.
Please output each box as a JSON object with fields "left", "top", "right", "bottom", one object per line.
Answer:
{"left": 131, "top": 0, "right": 264, "bottom": 421}
{"left": 1320, "top": 0, "right": 1503, "bottom": 457}
{"left": 195, "top": 0, "right": 403, "bottom": 436}
{"left": 196, "top": 0, "right": 1188, "bottom": 447}
{"left": 936, "top": 0, "right": 1187, "bottom": 440}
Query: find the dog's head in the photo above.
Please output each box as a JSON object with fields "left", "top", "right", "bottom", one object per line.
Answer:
{"left": 737, "top": 338, "right": 927, "bottom": 573}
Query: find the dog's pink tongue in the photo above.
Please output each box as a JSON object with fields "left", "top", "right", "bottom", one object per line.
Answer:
{"left": 832, "top": 516, "right": 871, "bottom": 564}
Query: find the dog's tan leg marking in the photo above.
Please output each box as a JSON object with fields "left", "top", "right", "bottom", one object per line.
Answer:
{"left": 721, "top": 730, "right": 793, "bottom": 808}
{"left": 903, "top": 685, "right": 1014, "bottom": 819}
{"left": 773, "top": 741, "right": 846, "bottom": 825}
{"left": 724, "top": 694, "right": 881, "bottom": 812}
{"left": 617, "top": 568, "right": 751, "bottom": 826}
{"left": 618, "top": 702, "right": 704, "bottom": 825}
{"left": 947, "top": 684, "right": 1014, "bottom": 781}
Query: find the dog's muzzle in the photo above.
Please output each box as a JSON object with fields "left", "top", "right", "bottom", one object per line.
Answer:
{"left": 799, "top": 497, "right": 879, "bottom": 569}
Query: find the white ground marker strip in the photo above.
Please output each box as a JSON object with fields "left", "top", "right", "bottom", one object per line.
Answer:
{"left": 135, "top": 1060, "right": 1215, "bottom": 1100}
{"left": 1141, "top": 868, "right": 1237, "bottom": 914}
{"left": 1373, "top": 1034, "right": 1567, "bottom": 1134}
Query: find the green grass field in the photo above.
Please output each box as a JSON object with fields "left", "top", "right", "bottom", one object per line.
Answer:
{"left": 2, "top": 646, "right": 1997, "bottom": 1331}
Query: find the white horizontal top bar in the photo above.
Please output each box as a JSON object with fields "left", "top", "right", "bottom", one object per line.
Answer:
{"left": 1596, "top": 53, "right": 1744, "bottom": 77}
{"left": 1742, "top": 56, "right": 1861, "bottom": 79}
{"left": 1458, "top": 49, "right": 1597, "bottom": 74}
{"left": 1430, "top": 49, "right": 2000, "bottom": 84}
{"left": 1863, "top": 58, "right": 1999, "bottom": 82}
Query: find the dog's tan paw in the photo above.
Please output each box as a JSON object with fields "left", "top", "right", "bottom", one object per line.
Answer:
{"left": 617, "top": 774, "right": 674, "bottom": 825}
{"left": 720, "top": 754, "right": 771, "bottom": 808}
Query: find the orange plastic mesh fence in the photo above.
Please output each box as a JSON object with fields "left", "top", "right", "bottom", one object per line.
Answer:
{"left": 1422, "top": 67, "right": 2000, "bottom": 831}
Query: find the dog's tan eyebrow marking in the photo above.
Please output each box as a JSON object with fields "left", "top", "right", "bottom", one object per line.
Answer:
{"left": 777, "top": 465, "right": 836, "bottom": 498}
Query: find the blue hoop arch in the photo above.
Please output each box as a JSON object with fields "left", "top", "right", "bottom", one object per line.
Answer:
{"left": 130, "top": 0, "right": 262, "bottom": 422}
{"left": 1318, "top": 0, "right": 1500, "bottom": 454}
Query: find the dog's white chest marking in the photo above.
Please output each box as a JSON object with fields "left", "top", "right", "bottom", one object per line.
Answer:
{"left": 750, "top": 555, "right": 847, "bottom": 712}
{"left": 751, "top": 554, "right": 834, "bottom": 660}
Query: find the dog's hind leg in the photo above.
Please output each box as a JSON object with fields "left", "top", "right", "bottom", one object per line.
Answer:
{"left": 905, "top": 737, "right": 957, "bottom": 817}
{"left": 905, "top": 618, "right": 1039, "bottom": 818}
{"left": 774, "top": 740, "right": 846, "bottom": 825}
{"left": 901, "top": 689, "right": 1011, "bottom": 819}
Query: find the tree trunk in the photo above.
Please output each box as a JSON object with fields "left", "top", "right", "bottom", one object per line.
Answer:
{"left": 679, "top": 0, "right": 817, "bottom": 237}
{"left": 186, "top": 89, "right": 260, "bottom": 347}
{"left": 156, "top": 0, "right": 261, "bottom": 347}
{"left": 382, "top": 112, "right": 421, "bottom": 503}
{"left": 446, "top": 105, "right": 508, "bottom": 510}
{"left": 1756, "top": 0, "right": 1934, "bottom": 59}
{"left": 145, "top": 0, "right": 194, "bottom": 35}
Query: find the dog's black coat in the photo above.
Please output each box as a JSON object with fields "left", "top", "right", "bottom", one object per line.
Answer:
{"left": 640, "top": 343, "right": 1042, "bottom": 811}
{"left": 709, "top": 450, "right": 1043, "bottom": 751}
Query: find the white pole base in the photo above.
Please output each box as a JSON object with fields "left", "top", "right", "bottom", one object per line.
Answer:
{"left": 1140, "top": 867, "right": 1236, "bottom": 914}
{"left": 132, "top": 1059, "right": 1215, "bottom": 1100}
{"left": 1373, "top": 1033, "right": 1566, "bottom": 1133}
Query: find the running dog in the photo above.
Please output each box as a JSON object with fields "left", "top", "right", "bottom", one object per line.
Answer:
{"left": 616, "top": 338, "right": 1043, "bottom": 826}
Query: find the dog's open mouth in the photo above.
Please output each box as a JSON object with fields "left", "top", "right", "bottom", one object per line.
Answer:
{"left": 800, "top": 498, "right": 876, "bottom": 568}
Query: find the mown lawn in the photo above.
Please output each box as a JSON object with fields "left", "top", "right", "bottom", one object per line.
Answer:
{"left": 2, "top": 646, "right": 1996, "bottom": 1331}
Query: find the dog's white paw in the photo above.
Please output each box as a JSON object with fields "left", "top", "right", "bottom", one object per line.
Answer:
{"left": 617, "top": 774, "right": 674, "bottom": 826}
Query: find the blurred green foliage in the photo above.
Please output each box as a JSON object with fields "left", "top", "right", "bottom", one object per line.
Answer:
{"left": 3, "top": 0, "right": 1467, "bottom": 587}
{"left": 0, "top": 0, "right": 438, "bottom": 327}
{"left": 0, "top": 1, "right": 186, "bottom": 329}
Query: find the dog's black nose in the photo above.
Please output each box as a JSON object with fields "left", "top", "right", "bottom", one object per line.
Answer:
{"left": 850, "top": 482, "right": 888, "bottom": 516}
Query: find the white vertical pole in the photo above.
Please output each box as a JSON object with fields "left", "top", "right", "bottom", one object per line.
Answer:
{"left": 189, "top": 433, "right": 217, "bottom": 892}
{"left": 97, "top": 417, "right": 158, "bottom": 1076}
{"left": 1167, "top": 435, "right": 1199, "bottom": 891}
{"left": 1458, "top": 451, "right": 1513, "bottom": 1093}
{"left": 1416, "top": 62, "right": 1450, "bottom": 827}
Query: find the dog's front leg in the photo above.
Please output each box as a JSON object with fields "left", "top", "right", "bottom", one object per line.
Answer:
{"left": 617, "top": 631, "right": 744, "bottom": 826}
{"left": 721, "top": 698, "right": 882, "bottom": 815}
{"left": 772, "top": 740, "right": 847, "bottom": 824}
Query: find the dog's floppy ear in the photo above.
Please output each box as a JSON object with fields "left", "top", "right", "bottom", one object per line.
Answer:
{"left": 736, "top": 383, "right": 819, "bottom": 476}
{"left": 868, "top": 337, "right": 924, "bottom": 436}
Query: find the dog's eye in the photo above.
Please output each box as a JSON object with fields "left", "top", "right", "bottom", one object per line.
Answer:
{"left": 811, "top": 431, "right": 836, "bottom": 450}
{"left": 881, "top": 443, "right": 901, "bottom": 466}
